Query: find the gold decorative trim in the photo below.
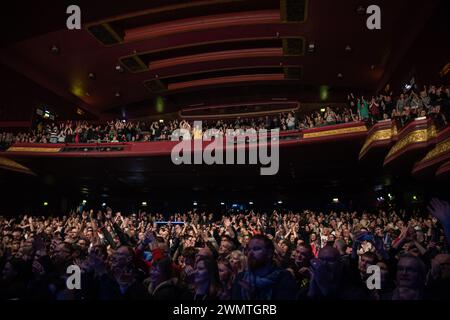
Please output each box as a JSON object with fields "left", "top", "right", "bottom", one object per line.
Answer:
{"left": 419, "top": 138, "right": 450, "bottom": 163}
{"left": 0, "top": 157, "right": 34, "bottom": 174}
{"left": 303, "top": 125, "right": 367, "bottom": 139}
{"left": 386, "top": 126, "right": 437, "bottom": 159}
{"left": 7, "top": 147, "right": 61, "bottom": 153}
{"left": 359, "top": 128, "right": 392, "bottom": 157}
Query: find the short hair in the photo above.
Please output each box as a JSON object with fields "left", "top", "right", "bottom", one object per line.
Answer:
{"left": 334, "top": 239, "right": 347, "bottom": 253}
{"left": 398, "top": 253, "right": 426, "bottom": 275}
{"left": 362, "top": 251, "right": 378, "bottom": 264}
{"left": 182, "top": 246, "right": 198, "bottom": 259}
{"left": 152, "top": 256, "right": 174, "bottom": 280}
{"left": 297, "top": 243, "right": 313, "bottom": 255}
{"left": 250, "top": 234, "right": 274, "bottom": 253}
{"left": 116, "top": 245, "right": 135, "bottom": 259}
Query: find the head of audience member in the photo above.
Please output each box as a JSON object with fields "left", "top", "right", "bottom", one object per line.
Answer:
{"left": 181, "top": 247, "right": 198, "bottom": 268}
{"left": 51, "top": 242, "right": 73, "bottom": 269}
{"left": 295, "top": 243, "right": 313, "bottom": 269}
{"left": 199, "top": 244, "right": 216, "bottom": 260}
{"left": 333, "top": 239, "right": 348, "bottom": 256}
{"left": 149, "top": 256, "right": 173, "bottom": 291}
{"left": 217, "top": 258, "right": 233, "bottom": 287}
{"left": 359, "top": 252, "right": 378, "bottom": 280}
{"left": 218, "top": 236, "right": 235, "bottom": 258}
{"left": 110, "top": 245, "right": 134, "bottom": 272}
{"left": 393, "top": 254, "right": 426, "bottom": 300}
{"left": 309, "top": 246, "right": 344, "bottom": 298}
{"left": 247, "top": 235, "right": 275, "bottom": 273}
{"left": 229, "top": 250, "right": 247, "bottom": 274}
{"left": 193, "top": 256, "right": 221, "bottom": 299}
{"left": 430, "top": 253, "right": 450, "bottom": 282}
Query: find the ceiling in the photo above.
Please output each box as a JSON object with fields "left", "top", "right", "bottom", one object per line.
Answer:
{"left": 0, "top": 0, "right": 446, "bottom": 121}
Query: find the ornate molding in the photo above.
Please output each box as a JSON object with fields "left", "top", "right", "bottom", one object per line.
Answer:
{"left": 419, "top": 138, "right": 450, "bottom": 163}
{"left": 0, "top": 157, "right": 34, "bottom": 174}
{"left": 385, "top": 125, "right": 437, "bottom": 160}
{"left": 359, "top": 128, "right": 392, "bottom": 157}
{"left": 303, "top": 125, "right": 367, "bottom": 139}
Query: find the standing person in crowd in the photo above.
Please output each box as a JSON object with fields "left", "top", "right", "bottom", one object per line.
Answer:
{"left": 232, "top": 235, "right": 297, "bottom": 300}
{"left": 193, "top": 256, "right": 221, "bottom": 301}
{"left": 357, "top": 96, "right": 370, "bottom": 121}
{"left": 1, "top": 197, "right": 450, "bottom": 300}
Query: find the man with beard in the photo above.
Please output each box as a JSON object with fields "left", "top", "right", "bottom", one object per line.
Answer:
{"left": 231, "top": 234, "right": 297, "bottom": 300}
{"left": 307, "top": 246, "right": 370, "bottom": 300}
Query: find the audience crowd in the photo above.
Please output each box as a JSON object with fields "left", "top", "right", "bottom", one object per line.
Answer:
{"left": 347, "top": 85, "right": 449, "bottom": 128}
{"left": 1, "top": 199, "right": 450, "bottom": 300}
{"left": 1, "top": 83, "right": 448, "bottom": 150}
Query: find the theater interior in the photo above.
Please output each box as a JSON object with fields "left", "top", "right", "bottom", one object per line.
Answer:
{"left": 0, "top": 0, "right": 450, "bottom": 305}
{"left": 0, "top": 0, "right": 448, "bottom": 215}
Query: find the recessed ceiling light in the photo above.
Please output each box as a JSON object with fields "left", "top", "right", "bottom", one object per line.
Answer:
{"left": 356, "top": 5, "right": 366, "bottom": 15}
{"left": 345, "top": 45, "right": 352, "bottom": 52}
{"left": 115, "top": 65, "right": 124, "bottom": 73}
{"left": 50, "top": 44, "right": 60, "bottom": 54}
{"left": 337, "top": 73, "right": 343, "bottom": 79}
{"left": 88, "top": 72, "right": 96, "bottom": 80}
{"left": 115, "top": 92, "right": 121, "bottom": 98}
{"left": 307, "top": 43, "right": 315, "bottom": 53}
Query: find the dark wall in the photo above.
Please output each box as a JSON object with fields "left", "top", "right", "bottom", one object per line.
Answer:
{"left": 387, "top": 0, "right": 450, "bottom": 91}
{"left": 0, "top": 63, "right": 96, "bottom": 122}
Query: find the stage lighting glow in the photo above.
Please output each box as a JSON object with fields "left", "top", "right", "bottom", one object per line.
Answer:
{"left": 320, "top": 85, "right": 329, "bottom": 101}
{"left": 43, "top": 202, "right": 48, "bottom": 206}
{"left": 332, "top": 198, "right": 339, "bottom": 203}
{"left": 142, "top": 202, "right": 147, "bottom": 206}
{"left": 155, "top": 96, "right": 164, "bottom": 113}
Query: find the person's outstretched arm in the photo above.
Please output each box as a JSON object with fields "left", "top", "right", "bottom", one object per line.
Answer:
{"left": 428, "top": 198, "right": 450, "bottom": 245}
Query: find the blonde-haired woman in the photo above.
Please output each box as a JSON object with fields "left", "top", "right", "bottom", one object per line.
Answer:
{"left": 229, "top": 250, "right": 247, "bottom": 281}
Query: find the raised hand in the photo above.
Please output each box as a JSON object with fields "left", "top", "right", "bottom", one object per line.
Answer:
{"left": 142, "top": 229, "right": 155, "bottom": 245}
{"left": 428, "top": 198, "right": 450, "bottom": 227}
{"left": 428, "top": 198, "right": 450, "bottom": 245}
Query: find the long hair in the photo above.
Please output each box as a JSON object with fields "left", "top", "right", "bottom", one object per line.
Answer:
{"left": 195, "top": 256, "right": 222, "bottom": 299}
{"left": 230, "top": 250, "right": 247, "bottom": 273}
